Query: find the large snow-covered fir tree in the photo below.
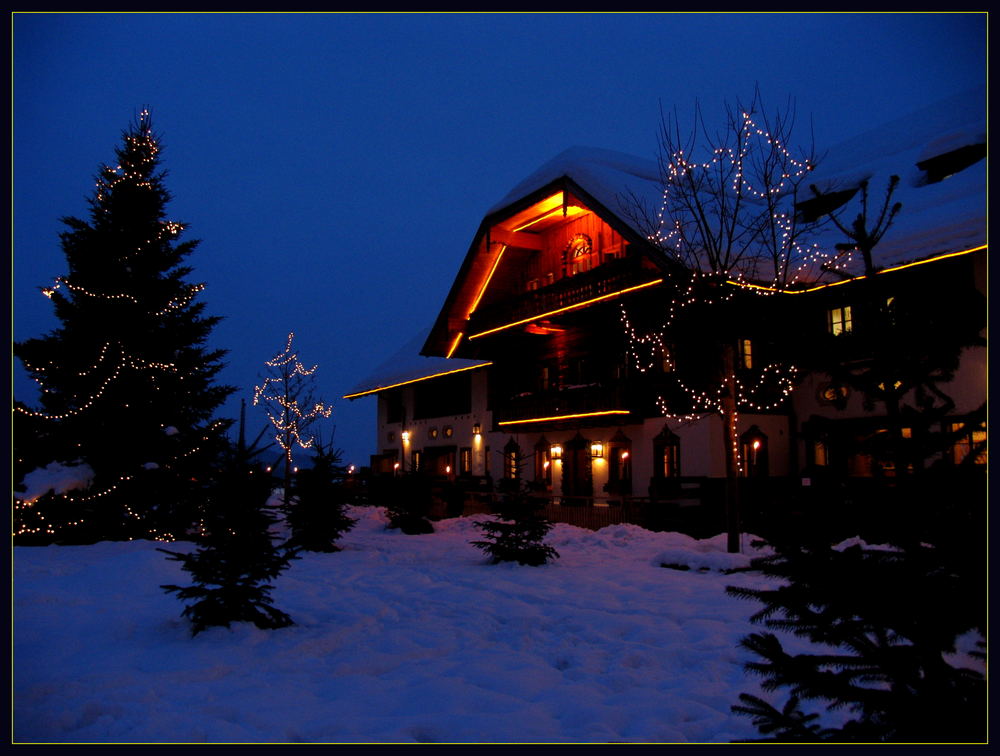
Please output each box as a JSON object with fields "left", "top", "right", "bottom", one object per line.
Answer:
{"left": 14, "top": 110, "right": 233, "bottom": 542}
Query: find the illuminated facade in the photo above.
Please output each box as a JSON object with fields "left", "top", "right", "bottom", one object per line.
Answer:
{"left": 347, "top": 94, "right": 985, "bottom": 509}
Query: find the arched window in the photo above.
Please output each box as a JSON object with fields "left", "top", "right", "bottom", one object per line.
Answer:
{"left": 653, "top": 426, "right": 681, "bottom": 479}
{"left": 564, "top": 233, "right": 594, "bottom": 277}
{"left": 740, "top": 425, "right": 768, "bottom": 478}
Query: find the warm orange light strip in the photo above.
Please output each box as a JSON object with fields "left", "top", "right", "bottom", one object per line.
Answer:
{"left": 498, "top": 410, "right": 630, "bottom": 426}
{"left": 469, "top": 278, "right": 665, "bottom": 340}
{"left": 468, "top": 244, "right": 507, "bottom": 316}
{"left": 725, "top": 245, "right": 986, "bottom": 295}
{"left": 343, "top": 362, "right": 492, "bottom": 399}
{"left": 445, "top": 332, "right": 464, "bottom": 359}
{"left": 511, "top": 204, "right": 586, "bottom": 232}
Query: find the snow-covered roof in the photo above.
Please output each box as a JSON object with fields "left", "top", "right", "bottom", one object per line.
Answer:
{"left": 344, "top": 328, "right": 489, "bottom": 398}
{"left": 488, "top": 90, "right": 985, "bottom": 273}
{"left": 369, "top": 91, "right": 986, "bottom": 378}
{"left": 805, "top": 88, "right": 985, "bottom": 269}
{"left": 486, "top": 146, "right": 665, "bottom": 226}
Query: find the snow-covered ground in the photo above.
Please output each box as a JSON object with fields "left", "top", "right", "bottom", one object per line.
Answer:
{"left": 14, "top": 507, "right": 825, "bottom": 743}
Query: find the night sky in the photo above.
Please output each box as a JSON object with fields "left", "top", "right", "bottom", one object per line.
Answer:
{"left": 12, "top": 13, "right": 986, "bottom": 468}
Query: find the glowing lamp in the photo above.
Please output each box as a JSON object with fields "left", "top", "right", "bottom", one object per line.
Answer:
{"left": 543, "top": 460, "right": 550, "bottom": 470}
{"left": 401, "top": 430, "right": 410, "bottom": 442}
{"left": 620, "top": 451, "right": 630, "bottom": 461}
{"left": 752, "top": 440, "right": 761, "bottom": 451}
{"left": 393, "top": 462, "right": 400, "bottom": 471}
{"left": 445, "top": 465, "right": 452, "bottom": 474}
{"left": 591, "top": 443, "right": 604, "bottom": 459}
{"left": 473, "top": 423, "right": 482, "bottom": 436}
{"left": 550, "top": 444, "right": 563, "bottom": 460}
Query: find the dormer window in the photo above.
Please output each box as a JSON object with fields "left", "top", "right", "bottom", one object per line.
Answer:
{"left": 916, "top": 142, "right": 986, "bottom": 185}
{"left": 796, "top": 186, "right": 860, "bottom": 223}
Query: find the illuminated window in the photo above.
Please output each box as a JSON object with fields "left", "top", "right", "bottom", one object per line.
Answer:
{"left": 565, "top": 233, "right": 594, "bottom": 276}
{"left": 739, "top": 339, "right": 753, "bottom": 369}
{"left": 950, "top": 422, "right": 987, "bottom": 466}
{"left": 740, "top": 426, "right": 768, "bottom": 478}
{"left": 828, "top": 305, "right": 853, "bottom": 336}
{"left": 460, "top": 447, "right": 472, "bottom": 475}
{"left": 503, "top": 438, "right": 520, "bottom": 480}
{"left": 813, "top": 440, "right": 828, "bottom": 467}
{"left": 534, "top": 437, "right": 552, "bottom": 486}
{"left": 412, "top": 450, "right": 422, "bottom": 472}
{"left": 429, "top": 427, "right": 438, "bottom": 439}
{"left": 607, "top": 430, "right": 632, "bottom": 494}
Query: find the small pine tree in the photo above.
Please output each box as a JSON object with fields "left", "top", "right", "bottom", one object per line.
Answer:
{"left": 283, "top": 442, "right": 356, "bottom": 552}
{"left": 471, "top": 454, "right": 559, "bottom": 566}
{"left": 727, "top": 538, "right": 986, "bottom": 742}
{"left": 159, "top": 448, "right": 295, "bottom": 635}
{"left": 382, "top": 473, "right": 435, "bottom": 535}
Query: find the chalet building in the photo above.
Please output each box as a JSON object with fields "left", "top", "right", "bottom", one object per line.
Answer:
{"left": 345, "top": 92, "right": 985, "bottom": 519}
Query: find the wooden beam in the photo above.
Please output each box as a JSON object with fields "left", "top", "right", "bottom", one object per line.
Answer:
{"left": 488, "top": 227, "right": 545, "bottom": 250}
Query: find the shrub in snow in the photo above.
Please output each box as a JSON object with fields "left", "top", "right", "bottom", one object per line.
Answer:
{"left": 159, "top": 454, "right": 295, "bottom": 635}
{"left": 283, "top": 443, "right": 356, "bottom": 553}
{"left": 377, "top": 474, "right": 434, "bottom": 535}
{"left": 727, "top": 537, "right": 985, "bottom": 742}
{"left": 471, "top": 477, "right": 559, "bottom": 567}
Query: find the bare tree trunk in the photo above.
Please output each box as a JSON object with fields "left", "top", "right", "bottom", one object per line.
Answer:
{"left": 722, "top": 343, "right": 741, "bottom": 553}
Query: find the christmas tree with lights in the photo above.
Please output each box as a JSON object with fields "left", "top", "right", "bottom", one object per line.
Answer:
{"left": 14, "top": 110, "right": 234, "bottom": 542}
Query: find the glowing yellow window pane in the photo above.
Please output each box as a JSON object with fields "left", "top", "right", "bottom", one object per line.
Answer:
{"left": 829, "top": 305, "right": 853, "bottom": 335}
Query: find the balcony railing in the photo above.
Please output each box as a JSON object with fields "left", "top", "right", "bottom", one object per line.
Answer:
{"left": 469, "top": 256, "right": 661, "bottom": 337}
{"left": 492, "top": 383, "right": 630, "bottom": 426}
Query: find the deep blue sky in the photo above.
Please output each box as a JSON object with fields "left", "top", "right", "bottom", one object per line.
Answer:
{"left": 13, "top": 13, "right": 986, "bottom": 467}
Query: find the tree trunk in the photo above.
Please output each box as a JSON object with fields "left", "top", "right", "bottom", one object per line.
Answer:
{"left": 722, "top": 343, "right": 741, "bottom": 553}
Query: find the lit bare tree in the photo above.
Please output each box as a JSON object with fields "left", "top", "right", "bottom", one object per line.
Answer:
{"left": 253, "top": 332, "right": 333, "bottom": 505}
{"left": 622, "top": 89, "right": 830, "bottom": 552}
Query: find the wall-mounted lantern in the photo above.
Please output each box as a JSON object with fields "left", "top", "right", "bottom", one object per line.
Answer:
{"left": 550, "top": 444, "right": 563, "bottom": 460}
{"left": 591, "top": 442, "right": 604, "bottom": 459}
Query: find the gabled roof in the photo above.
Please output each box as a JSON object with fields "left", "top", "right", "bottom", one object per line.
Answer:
{"left": 422, "top": 151, "right": 673, "bottom": 357}
{"left": 485, "top": 146, "right": 665, "bottom": 223}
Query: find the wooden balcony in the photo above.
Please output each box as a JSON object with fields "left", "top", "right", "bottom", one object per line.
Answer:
{"left": 492, "top": 383, "right": 632, "bottom": 428}
{"left": 468, "top": 256, "right": 661, "bottom": 338}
